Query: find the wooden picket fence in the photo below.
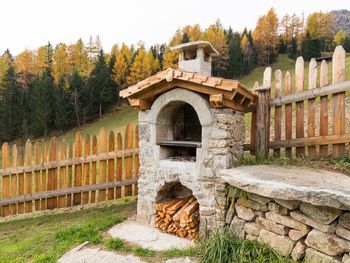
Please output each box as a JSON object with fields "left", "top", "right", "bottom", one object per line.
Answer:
{"left": 245, "top": 45, "right": 350, "bottom": 158}
{"left": 0, "top": 124, "right": 139, "bottom": 217}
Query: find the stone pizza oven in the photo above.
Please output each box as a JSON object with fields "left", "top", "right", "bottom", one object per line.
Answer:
{"left": 121, "top": 41, "right": 257, "bottom": 237}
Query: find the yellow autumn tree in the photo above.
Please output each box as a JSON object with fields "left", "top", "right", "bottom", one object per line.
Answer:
{"left": 53, "top": 43, "right": 70, "bottom": 83}
{"left": 147, "top": 49, "right": 160, "bottom": 74}
{"left": 113, "top": 43, "right": 132, "bottom": 89}
{"left": 34, "top": 45, "right": 50, "bottom": 74}
{"left": 334, "top": 29, "right": 348, "bottom": 46}
{"left": 163, "top": 48, "right": 178, "bottom": 69}
{"left": 127, "top": 46, "right": 151, "bottom": 86}
{"left": 183, "top": 24, "right": 202, "bottom": 42}
{"left": 253, "top": 8, "right": 279, "bottom": 65}
{"left": 67, "top": 39, "right": 90, "bottom": 77}
{"left": 14, "top": 49, "right": 35, "bottom": 87}
{"left": 202, "top": 19, "right": 229, "bottom": 76}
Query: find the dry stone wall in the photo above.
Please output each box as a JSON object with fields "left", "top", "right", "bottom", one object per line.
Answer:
{"left": 226, "top": 191, "right": 350, "bottom": 263}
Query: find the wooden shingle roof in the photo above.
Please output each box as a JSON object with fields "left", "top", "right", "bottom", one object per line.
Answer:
{"left": 120, "top": 68, "right": 257, "bottom": 112}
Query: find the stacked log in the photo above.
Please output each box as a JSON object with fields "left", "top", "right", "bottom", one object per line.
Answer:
{"left": 155, "top": 196, "right": 199, "bottom": 240}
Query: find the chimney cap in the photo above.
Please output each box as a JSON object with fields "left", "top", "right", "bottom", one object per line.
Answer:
{"left": 170, "top": 41, "right": 219, "bottom": 57}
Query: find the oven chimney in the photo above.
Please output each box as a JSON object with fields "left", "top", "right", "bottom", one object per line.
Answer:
{"left": 170, "top": 41, "right": 219, "bottom": 76}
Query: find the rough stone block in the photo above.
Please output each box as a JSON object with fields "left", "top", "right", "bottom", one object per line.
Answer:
{"left": 235, "top": 203, "right": 256, "bottom": 221}
{"left": 343, "top": 254, "right": 350, "bottom": 263}
{"left": 210, "top": 128, "right": 231, "bottom": 139}
{"left": 239, "top": 198, "right": 269, "bottom": 212}
{"left": 249, "top": 193, "right": 271, "bottom": 205}
{"left": 275, "top": 199, "right": 300, "bottom": 210}
{"left": 256, "top": 217, "right": 289, "bottom": 235}
{"left": 290, "top": 211, "right": 336, "bottom": 233}
{"left": 305, "top": 229, "right": 350, "bottom": 256}
{"left": 265, "top": 212, "right": 309, "bottom": 231}
{"left": 230, "top": 216, "right": 246, "bottom": 239}
{"left": 268, "top": 202, "right": 289, "bottom": 216}
{"left": 258, "top": 229, "right": 295, "bottom": 256}
{"left": 300, "top": 202, "right": 342, "bottom": 224}
{"left": 305, "top": 248, "right": 341, "bottom": 263}
{"left": 246, "top": 234, "right": 258, "bottom": 241}
{"left": 244, "top": 222, "right": 260, "bottom": 236}
{"left": 289, "top": 229, "right": 309, "bottom": 241}
{"left": 225, "top": 205, "right": 235, "bottom": 225}
{"left": 336, "top": 224, "right": 350, "bottom": 241}
{"left": 291, "top": 240, "right": 306, "bottom": 261}
{"left": 339, "top": 213, "right": 350, "bottom": 230}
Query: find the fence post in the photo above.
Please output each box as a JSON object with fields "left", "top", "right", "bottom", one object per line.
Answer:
{"left": 255, "top": 67, "right": 271, "bottom": 158}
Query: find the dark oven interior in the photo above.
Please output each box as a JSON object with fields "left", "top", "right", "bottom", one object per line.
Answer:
{"left": 156, "top": 101, "right": 202, "bottom": 161}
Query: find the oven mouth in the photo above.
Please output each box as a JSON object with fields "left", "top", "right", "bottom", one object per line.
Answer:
{"left": 156, "top": 101, "right": 202, "bottom": 162}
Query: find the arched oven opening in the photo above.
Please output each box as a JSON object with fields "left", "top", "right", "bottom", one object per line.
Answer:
{"left": 156, "top": 101, "right": 202, "bottom": 162}
{"left": 155, "top": 182, "right": 199, "bottom": 240}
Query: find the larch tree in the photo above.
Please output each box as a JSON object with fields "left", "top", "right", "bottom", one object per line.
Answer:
{"left": 334, "top": 29, "right": 348, "bottom": 46}
{"left": 113, "top": 43, "right": 132, "bottom": 89}
{"left": 306, "top": 12, "right": 335, "bottom": 51}
{"left": 67, "top": 39, "right": 90, "bottom": 77}
{"left": 202, "top": 19, "right": 229, "bottom": 77}
{"left": 14, "top": 50, "right": 35, "bottom": 88}
{"left": 163, "top": 48, "right": 178, "bottom": 69}
{"left": 53, "top": 43, "right": 70, "bottom": 84}
{"left": 253, "top": 8, "right": 279, "bottom": 65}
{"left": 127, "top": 46, "right": 151, "bottom": 86}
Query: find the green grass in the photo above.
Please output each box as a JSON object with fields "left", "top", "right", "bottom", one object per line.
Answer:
{"left": 199, "top": 228, "right": 293, "bottom": 263}
{"left": 0, "top": 198, "right": 136, "bottom": 262}
{"left": 40, "top": 105, "right": 139, "bottom": 145}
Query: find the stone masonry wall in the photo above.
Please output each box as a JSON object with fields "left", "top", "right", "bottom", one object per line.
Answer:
{"left": 226, "top": 191, "right": 350, "bottom": 263}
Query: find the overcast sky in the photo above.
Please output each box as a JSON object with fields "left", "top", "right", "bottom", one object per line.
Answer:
{"left": 1, "top": 0, "right": 348, "bottom": 55}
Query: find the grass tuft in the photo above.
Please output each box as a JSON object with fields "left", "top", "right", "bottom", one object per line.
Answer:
{"left": 160, "top": 247, "right": 196, "bottom": 259}
{"left": 106, "top": 238, "right": 131, "bottom": 252}
{"left": 133, "top": 247, "right": 157, "bottom": 257}
{"left": 199, "top": 227, "right": 292, "bottom": 263}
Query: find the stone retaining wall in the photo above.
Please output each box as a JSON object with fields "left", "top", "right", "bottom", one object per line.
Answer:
{"left": 226, "top": 190, "right": 350, "bottom": 263}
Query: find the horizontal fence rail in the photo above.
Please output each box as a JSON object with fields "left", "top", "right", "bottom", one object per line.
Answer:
{"left": 0, "top": 123, "right": 139, "bottom": 217}
{"left": 245, "top": 45, "right": 350, "bottom": 159}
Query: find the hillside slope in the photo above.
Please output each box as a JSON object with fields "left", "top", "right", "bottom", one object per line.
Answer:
{"left": 37, "top": 54, "right": 350, "bottom": 145}
{"left": 238, "top": 53, "right": 350, "bottom": 90}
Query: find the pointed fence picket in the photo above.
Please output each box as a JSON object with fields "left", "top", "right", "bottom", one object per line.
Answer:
{"left": 245, "top": 45, "right": 350, "bottom": 159}
{"left": 0, "top": 124, "right": 139, "bottom": 217}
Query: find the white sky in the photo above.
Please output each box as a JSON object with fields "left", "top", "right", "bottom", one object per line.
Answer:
{"left": 1, "top": 0, "right": 348, "bottom": 55}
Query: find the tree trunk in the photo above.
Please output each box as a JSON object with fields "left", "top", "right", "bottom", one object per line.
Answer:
{"left": 99, "top": 103, "right": 102, "bottom": 117}
{"left": 74, "top": 90, "right": 80, "bottom": 127}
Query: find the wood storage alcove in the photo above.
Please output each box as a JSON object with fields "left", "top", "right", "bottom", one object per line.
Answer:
{"left": 155, "top": 182, "right": 199, "bottom": 240}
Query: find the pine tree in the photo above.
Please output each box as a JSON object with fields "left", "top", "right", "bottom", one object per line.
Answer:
{"left": 302, "top": 31, "right": 321, "bottom": 61}
{"left": 28, "top": 72, "right": 54, "bottom": 137}
{"left": 53, "top": 76, "right": 74, "bottom": 131}
{"left": 0, "top": 65, "right": 23, "bottom": 141}
{"left": 69, "top": 69, "right": 83, "bottom": 127}
{"left": 182, "top": 33, "right": 190, "bottom": 43}
{"left": 226, "top": 29, "right": 243, "bottom": 78}
{"left": 85, "top": 49, "right": 115, "bottom": 118}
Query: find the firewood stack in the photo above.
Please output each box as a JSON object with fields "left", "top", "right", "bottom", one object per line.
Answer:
{"left": 155, "top": 196, "right": 199, "bottom": 240}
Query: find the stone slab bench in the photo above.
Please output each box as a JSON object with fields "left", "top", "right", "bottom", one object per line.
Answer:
{"left": 220, "top": 165, "right": 350, "bottom": 210}
{"left": 219, "top": 165, "right": 350, "bottom": 263}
